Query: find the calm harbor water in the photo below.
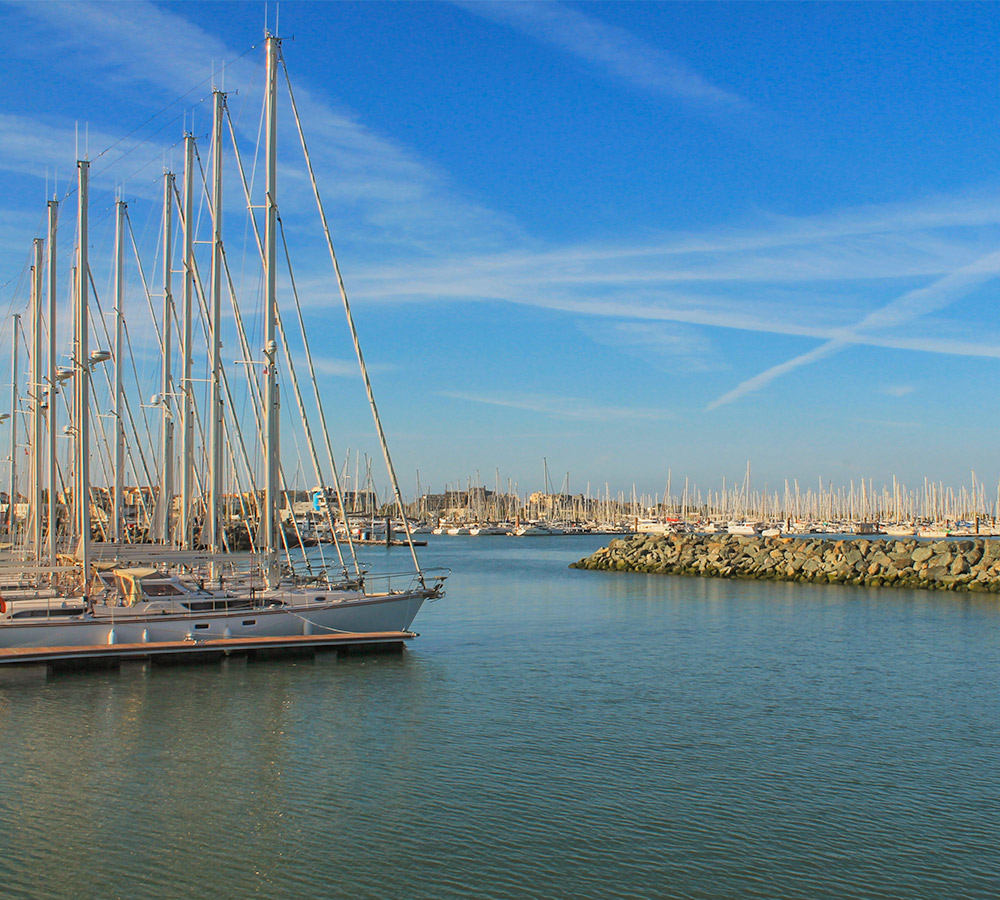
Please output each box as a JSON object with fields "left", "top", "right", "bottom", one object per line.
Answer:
{"left": 1, "top": 535, "right": 998, "bottom": 900}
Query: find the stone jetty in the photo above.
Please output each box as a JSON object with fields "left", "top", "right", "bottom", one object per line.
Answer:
{"left": 570, "top": 533, "right": 1000, "bottom": 592}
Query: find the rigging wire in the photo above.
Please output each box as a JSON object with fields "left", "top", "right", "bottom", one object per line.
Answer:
{"left": 279, "top": 47, "right": 423, "bottom": 578}
{"left": 224, "top": 99, "right": 356, "bottom": 575}
{"left": 57, "top": 41, "right": 262, "bottom": 207}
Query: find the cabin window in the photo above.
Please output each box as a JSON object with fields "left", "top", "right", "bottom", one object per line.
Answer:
{"left": 242, "top": 619, "right": 256, "bottom": 626}
{"left": 314, "top": 596, "right": 325, "bottom": 603}
{"left": 183, "top": 599, "right": 253, "bottom": 612}
{"left": 142, "top": 583, "right": 183, "bottom": 597}
{"left": 194, "top": 623, "right": 209, "bottom": 630}
{"left": 12, "top": 607, "right": 86, "bottom": 619}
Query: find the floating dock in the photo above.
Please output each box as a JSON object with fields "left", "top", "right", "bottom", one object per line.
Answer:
{"left": 0, "top": 630, "right": 414, "bottom": 676}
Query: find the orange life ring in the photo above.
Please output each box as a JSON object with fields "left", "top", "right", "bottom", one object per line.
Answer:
{"left": 0, "top": 598, "right": 6, "bottom": 614}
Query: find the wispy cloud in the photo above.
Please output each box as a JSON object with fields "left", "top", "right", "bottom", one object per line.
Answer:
{"left": 707, "top": 243, "right": 1000, "bottom": 409}
{"left": 0, "top": 113, "right": 185, "bottom": 211}
{"left": 7, "top": 0, "right": 1000, "bottom": 426}
{"left": 552, "top": 294, "right": 1000, "bottom": 359}
{"left": 0, "top": 207, "right": 54, "bottom": 260}
{"left": 707, "top": 341, "right": 843, "bottom": 410}
{"left": 312, "top": 356, "right": 394, "bottom": 378}
{"left": 457, "top": 1, "right": 747, "bottom": 113}
{"left": 300, "top": 183, "right": 1000, "bottom": 371}
{"left": 441, "top": 390, "right": 672, "bottom": 421}
{"left": 343, "top": 190, "right": 1000, "bottom": 295}
{"left": 578, "top": 320, "right": 725, "bottom": 374}
{"left": 12, "top": 0, "right": 520, "bottom": 256}
{"left": 880, "top": 384, "right": 916, "bottom": 397}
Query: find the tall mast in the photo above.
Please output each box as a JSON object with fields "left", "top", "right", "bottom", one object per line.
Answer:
{"left": 263, "top": 32, "right": 280, "bottom": 587}
{"left": 75, "top": 159, "right": 90, "bottom": 593}
{"left": 180, "top": 134, "right": 195, "bottom": 549}
{"left": 112, "top": 199, "right": 126, "bottom": 543}
{"left": 7, "top": 314, "right": 18, "bottom": 542}
{"left": 47, "top": 200, "right": 58, "bottom": 567}
{"left": 156, "top": 172, "right": 174, "bottom": 544}
{"left": 208, "top": 89, "right": 226, "bottom": 558}
{"left": 30, "top": 238, "right": 43, "bottom": 559}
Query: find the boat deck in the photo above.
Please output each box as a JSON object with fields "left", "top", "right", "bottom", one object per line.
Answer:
{"left": 0, "top": 630, "right": 414, "bottom": 674}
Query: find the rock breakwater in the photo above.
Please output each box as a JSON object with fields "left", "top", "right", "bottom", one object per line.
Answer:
{"left": 570, "top": 533, "right": 1000, "bottom": 592}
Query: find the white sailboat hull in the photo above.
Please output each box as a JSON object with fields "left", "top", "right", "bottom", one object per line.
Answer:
{"left": 0, "top": 590, "right": 429, "bottom": 651}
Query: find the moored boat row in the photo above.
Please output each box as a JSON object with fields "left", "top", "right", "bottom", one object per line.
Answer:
{"left": 0, "top": 31, "right": 447, "bottom": 655}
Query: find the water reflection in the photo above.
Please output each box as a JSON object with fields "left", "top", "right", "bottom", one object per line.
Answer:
{"left": 1, "top": 536, "right": 999, "bottom": 899}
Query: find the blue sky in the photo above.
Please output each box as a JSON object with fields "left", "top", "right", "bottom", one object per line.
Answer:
{"left": 2, "top": 1, "right": 1000, "bottom": 502}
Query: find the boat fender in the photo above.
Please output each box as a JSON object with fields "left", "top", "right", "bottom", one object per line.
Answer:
{"left": 0, "top": 598, "right": 5, "bottom": 614}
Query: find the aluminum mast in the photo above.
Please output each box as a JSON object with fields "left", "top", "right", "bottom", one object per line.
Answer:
{"left": 112, "top": 200, "right": 126, "bottom": 543}
{"left": 7, "top": 314, "right": 18, "bottom": 542}
{"left": 47, "top": 200, "right": 58, "bottom": 566}
{"left": 75, "top": 160, "right": 90, "bottom": 594}
{"left": 180, "top": 134, "right": 195, "bottom": 549}
{"left": 30, "top": 239, "right": 43, "bottom": 559}
{"left": 155, "top": 173, "right": 174, "bottom": 544}
{"left": 208, "top": 89, "right": 226, "bottom": 558}
{"left": 263, "top": 33, "right": 280, "bottom": 588}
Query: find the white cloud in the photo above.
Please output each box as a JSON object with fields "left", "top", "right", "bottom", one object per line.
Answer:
{"left": 7, "top": 0, "right": 1000, "bottom": 423}
{"left": 11, "top": 0, "right": 521, "bottom": 256}
{"left": 0, "top": 113, "right": 183, "bottom": 211}
{"left": 344, "top": 200, "right": 1000, "bottom": 298}
{"left": 707, "top": 243, "right": 1000, "bottom": 409}
{"left": 707, "top": 342, "right": 843, "bottom": 410}
{"left": 308, "top": 182, "right": 1000, "bottom": 370}
{"left": 578, "top": 320, "right": 725, "bottom": 374}
{"left": 441, "top": 390, "right": 672, "bottom": 421}
{"left": 456, "top": 1, "right": 747, "bottom": 113}
{"left": 312, "top": 356, "right": 394, "bottom": 378}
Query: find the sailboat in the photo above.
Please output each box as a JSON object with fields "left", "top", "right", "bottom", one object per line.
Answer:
{"left": 0, "top": 32, "right": 447, "bottom": 653}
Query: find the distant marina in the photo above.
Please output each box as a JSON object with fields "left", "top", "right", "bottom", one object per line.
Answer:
{"left": 7, "top": 459, "right": 1000, "bottom": 549}
{"left": 297, "top": 459, "right": 1000, "bottom": 540}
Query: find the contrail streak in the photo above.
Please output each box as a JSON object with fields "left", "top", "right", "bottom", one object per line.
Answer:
{"left": 707, "top": 245, "right": 1000, "bottom": 409}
